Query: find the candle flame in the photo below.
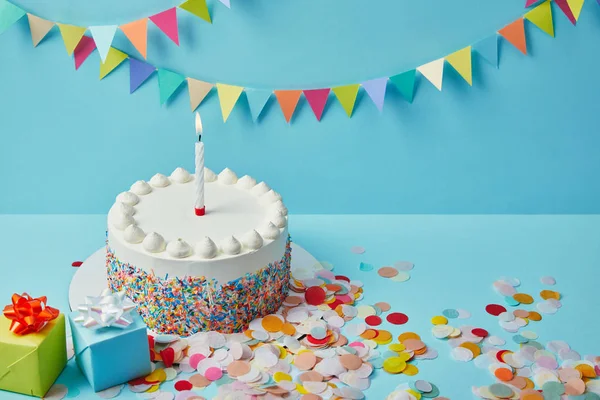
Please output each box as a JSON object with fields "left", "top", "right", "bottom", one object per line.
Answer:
{"left": 195, "top": 112, "right": 203, "bottom": 135}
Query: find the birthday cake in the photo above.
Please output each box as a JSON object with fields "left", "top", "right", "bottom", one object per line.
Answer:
{"left": 105, "top": 166, "right": 291, "bottom": 336}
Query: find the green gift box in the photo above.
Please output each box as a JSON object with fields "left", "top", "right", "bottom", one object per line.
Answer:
{"left": 0, "top": 314, "right": 67, "bottom": 397}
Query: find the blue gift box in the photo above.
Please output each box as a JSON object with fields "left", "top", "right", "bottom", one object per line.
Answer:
{"left": 68, "top": 310, "right": 152, "bottom": 392}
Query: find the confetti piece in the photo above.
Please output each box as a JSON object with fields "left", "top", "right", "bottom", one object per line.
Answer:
{"left": 64, "top": 386, "right": 80, "bottom": 398}
{"left": 96, "top": 385, "right": 124, "bottom": 399}
{"left": 350, "top": 246, "right": 365, "bottom": 254}
{"left": 71, "top": 261, "right": 83, "bottom": 267}
{"left": 431, "top": 315, "right": 448, "bottom": 325}
{"left": 174, "top": 380, "right": 193, "bottom": 391}
{"left": 387, "top": 312, "right": 409, "bottom": 325}
{"left": 43, "top": 384, "right": 68, "bottom": 400}
{"left": 442, "top": 309, "right": 459, "bottom": 319}
{"left": 513, "top": 293, "right": 534, "bottom": 304}
{"left": 377, "top": 266, "right": 399, "bottom": 278}
{"left": 305, "top": 286, "right": 326, "bottom": 306}
{"left": 375, "top": 302, "right": 391, "bottom": 312}
{"left": 359, "top": 262, "right": 374, "bottom": 272}
{"left": 540, "top": 276, "right": 556, "bottom": 286}
{"left": 390, "top": 271, "right": 411, "bottom": 282}
{"left": 394, "top": 261, "right": 414, "bottom": 271}
{"left": 485, "top": 304, "right": 507, "bottom": 316}
{"left": 364, "top": 315, "right": 382, "bottom": 326}
{"left": 471, "top": 328, "right": 488, "bottom": 338}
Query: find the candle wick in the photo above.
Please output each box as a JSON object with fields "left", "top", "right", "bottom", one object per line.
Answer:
{"left": 198, "top": 135, "right": 202, "bottom": 142}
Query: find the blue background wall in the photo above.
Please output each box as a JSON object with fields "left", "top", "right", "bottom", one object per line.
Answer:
{"left": 1, "top": 0, "right": 599, "bottom": 214}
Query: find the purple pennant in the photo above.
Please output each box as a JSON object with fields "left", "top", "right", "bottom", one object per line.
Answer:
{"left": 361, "top": 78, "right": 388, "bottom": 112}
{"left": 129, "top": 58, "right": 156, "bottom": 94}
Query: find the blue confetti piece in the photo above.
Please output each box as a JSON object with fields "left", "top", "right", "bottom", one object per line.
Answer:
{"left": 359, "top": 262, "right": 374, "bottom": 272}
{"left": 442, "top": 308, "right": 460, "bottom": 319}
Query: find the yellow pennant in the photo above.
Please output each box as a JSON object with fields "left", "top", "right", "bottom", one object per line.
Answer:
{"left": 27, "top": 14, "right": 54, "bottom": 47}
{"left": 567, "top": 0, "right": 585, "bottom": 21}
{"left": 99, "top": 47, "right": 128, "bottom": 80}
{"left": 216, "top": 83, "right": 244, "bottom": 122}
{"left": 445, "top": 46, "right": 472, "bottom": 86}
{"left": 417, "top": 58, "right": 444, "bottom": 91}
{"left": 524, "top": 0, "right": 554, "bottom": 37}
{"left": 57, "top": 23, "right": 87, "bottom": 55}
{"left": 332, "top": 84, "right": 360, "bottom": 117}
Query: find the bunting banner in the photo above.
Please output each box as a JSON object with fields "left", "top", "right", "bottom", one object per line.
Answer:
{"left": 0, "top": 0, "right": 595, "bottom": 124}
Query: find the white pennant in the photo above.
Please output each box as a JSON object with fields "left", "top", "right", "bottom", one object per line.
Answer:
{"left": 417, "top": 58, "right": 445, "bottom": 91}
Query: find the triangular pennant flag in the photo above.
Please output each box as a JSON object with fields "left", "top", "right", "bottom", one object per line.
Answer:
{"left": 90, "top": 25, "right": 118, "bottom": 62}
{"left": 179, "top": 0, "right": 211, "bottom": 23}
{"left": 130, "top": 58, "right": 156, "bottom": 93}
{"left": 361, "top": 78, "right": 387, "bottom": 111}
{"left": 473, "top": 35, "right": 498, "bottom": 67}
{"left": 525, "top": 0, "right": 541, "bottom": 6}
{"left": 149, "top": 8, "right": 179, "bottom": 45}
{"left": 274, "top": 90, "right": 302, "bottom": 123}
{"left": 445, "top": 46, "right": 472, "bottom": 86}
{"left": 57, "top": 24, "right": 87, "bottom": 56}
{"left": 498, "top": 19, "right": 527, "bottom": 55}
{"left": 216, "top": 83, "right": 244, "bottom": 122}
{"left": 99, "top": 47, "right": 128, "bottom": 79}
{"left": 332, "top": 85, "right": 360, "bottom": 117}
{"left": 187, "top": 78, "right": 213, "bottom": 111}
{"left": 524, "top": 0, "right": 554, "bottom": 37}
{"left": 158, "top": 69, "right": 186, "bottom": 105}
{"left": 245, "top": 89, "right": 272, "bottom": 121}
{"left": 567, "top": 0, "right": 585, "bottom": 21}
{"left": 219, "top": 0, "right": 231, "bottom": 8}
{"left": 74, "top": 36, "right": 96, "bottom": 70}
{"left": 389, "top": 70, "right": 416, "bottom": 103}
{"left": 26, "top": 14, "right": 54, "bottom": 47}
{"left": 554, "top": 0, "right": 576, "bottom": 24}
{"left": 417, "top": 58, "right": 444, "bottom": 91}
{"left": 0, "top": 0, "right": 25, "bottom": 34}
{"left": 303, "top": 89, "right": 330, "bottom": 121}
{"left": 120, "top": 19, "right": 148, "bottom": 59}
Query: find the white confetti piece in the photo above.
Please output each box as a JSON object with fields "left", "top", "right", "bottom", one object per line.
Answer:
{"left": 43, "top": 384, "right": 68, "bottom": 400}
{"left": 97, "top": 384, "right": 124, "bottom": 398}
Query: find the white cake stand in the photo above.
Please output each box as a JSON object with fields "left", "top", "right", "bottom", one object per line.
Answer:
{"left": 68, "top": 243, "right": 320, "bottom": 312}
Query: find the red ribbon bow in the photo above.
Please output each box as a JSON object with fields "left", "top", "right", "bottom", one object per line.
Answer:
{"left": 3, "top": 293, "right": 59, "bottom": 335}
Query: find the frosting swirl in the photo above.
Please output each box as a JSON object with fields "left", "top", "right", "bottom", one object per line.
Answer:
{"left": 116, "top": 191, "right": 139, "bottom": 206}
{"left": 271, "top": 213, "right": 287, "bottom": 229}
{"left": 218, "top": 168, "right": 238, "bottom": 185}
{"left": 195, "top": 237, "right": 218, "bottom": 259}
{"left": 170, "top": 167, "right": 192, "bottom": 183}
{"left": 242, "top": 230, "right": 263, "bottom": 250}
{"left": 112, "top": 201, "right": 135, "bottom": 217}
{"left": 111, "top": 212, "right": 135, "bottom": 230}
{"left": 259, "top": 222, "right": 280, "bottom": 240}
{"left": 130, "top": 180, "right": 152, "bottom": 195}
{"left": 221, "top": 235, "right": 242, "bottom": 255}
{"left": 272, "top": 200, "right": 288, "bottom": 216}
{"left": 260, "top": 189, "right": 282, "bottom": 205}
{"left": 237, "top": 175, "right": 257, "bottom": 190}
{"left": 149, "top": 173, "right": 170, "bottom": 188}
{"left": 142, "top": 232, "right": 166, "bottom": 253}
{"left": 204, "top": 168, "right": 217, "bottom": 182}
{"left": 252, "top": 182, "right": 271, "bottom": 196}
{"left": 123, "top": 224, "right": 145, "bottom": 244}
{"left": 166, "top": 238, "right": 192, "bottom": 258}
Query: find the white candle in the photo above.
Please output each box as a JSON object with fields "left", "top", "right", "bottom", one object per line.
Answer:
{"left": 194, "top": 113, "right": 205, "bottom": 215}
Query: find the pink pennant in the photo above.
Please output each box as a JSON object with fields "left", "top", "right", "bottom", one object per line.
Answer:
{"left": 554, "top": 0, "right": 576, "bottom": 24}
{"left": 303, "top": 89, "right": 330, "bottom": 121}
{"left": 525, "top": 0, "right": 539, "bottom": 7}
{"left": 149, "top": 8, "right": 179, "bottom": 45}
{"left": 74, "top": 36, "right": 96, "bottom": 70}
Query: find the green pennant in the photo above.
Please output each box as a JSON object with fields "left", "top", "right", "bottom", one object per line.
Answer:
{"left": 332, "top": 84, "right": 360, "bottom": 117}
{"left": 158, "top": 69, "right": 186, "bottom": 105}
{"left": 0, "top": 0, "right": 25, "bottom": 34}
{"left": 179, "top": 0, "right": 211, "bottom": 24}
{"left": 390, "top": 70, "right": 416, "bottom": 103}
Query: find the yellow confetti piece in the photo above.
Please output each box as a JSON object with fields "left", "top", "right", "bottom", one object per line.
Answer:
{"left": 373, "top": 330, "right": 392, "bottom": 345}
{"left": 407, "top": 389, "right": 422, "bottom": 400}
{"left": 540, "top": 290, "right": 561, "bottom": 300}
{"left": 402, "top": 363, "right": 419, "bottom": 376}
{"left": 397, "top": 332, "right": 421, "bottom": 342}
{"left": 145, "top": 385, "right": 160, "bottom": 393}
{"left": 296, "top": 383, "right": 308, "bottom": 394}
{"left": 397, "top": 351, "right": 412, "bottom": 362}
{"left": 383, "top": 357, "right": 407, "bottom": 374}
{"left": 459, "top": 342, "right": 481, "bottom": 357}
{"left": 513, "top": 293, "right": 534, "bottom": 304}
{"left": 145, "top": 369, "right": 167, "bottom": 383}
{"left": 388, "top": 343, "right": 406, "bottom": 353}
{"left": 273, "top": 372, "right": 292, "bottom": 382}
{"left": 431, "top": 315, "right": 448, "bottom": 325}
{"left": 575, "top": 364, "right": 596, "bottom": 378}
{"left": 528, "top": 311, "right": 542, "bottom": 321}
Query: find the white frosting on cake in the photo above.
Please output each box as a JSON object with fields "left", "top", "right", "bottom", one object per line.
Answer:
{"left": 112, "top": 202, "right": 135, "bottom": 217}
{"left": 130, "top": 180, "right": 152, "bottom": 195}
{"left": 124, "top": 224, "right": 145, "bottom": 244}
{"left": 107, "top": 167, "right": 289, "bottom": 283}
{"left": 218, "top": 168, "right": 238, "bottom": 185}
{"left": 220, "top": 236, "right": 242, "bottom": 255}
{"left": 142, "top": 232, "right": 166, "bottom": 253}
{"left": 242, "top": 230, "right": 263, "bottom": 250}
{"left": 204, "top": 168, "right": 217, "bottom": 182}
{"left": 150, "top": 173, "right": 170, "bottom": 188}
{"left": 237, "top": 175, "right": 257, "bottom": 190}
{"left": 195, "top": 237, "right": 218, "bottom": 259}
{"left": 166, "top": 238, "right": 192, "bottom": 258}
{"left": 170, "top": 167, "right": 192, "bottom": 183}
{"left": 116, "top": 191, "right": 139, "bottom": 206}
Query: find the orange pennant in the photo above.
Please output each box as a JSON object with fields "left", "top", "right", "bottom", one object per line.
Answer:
{"left": 120, "top": 19, "right": 148, "bottom": 59}
{"left": 498, "top": 19, "right": 527, "bottom": 55}
{"left": 274, "top": 90, "right": 302, "bottom": 123}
